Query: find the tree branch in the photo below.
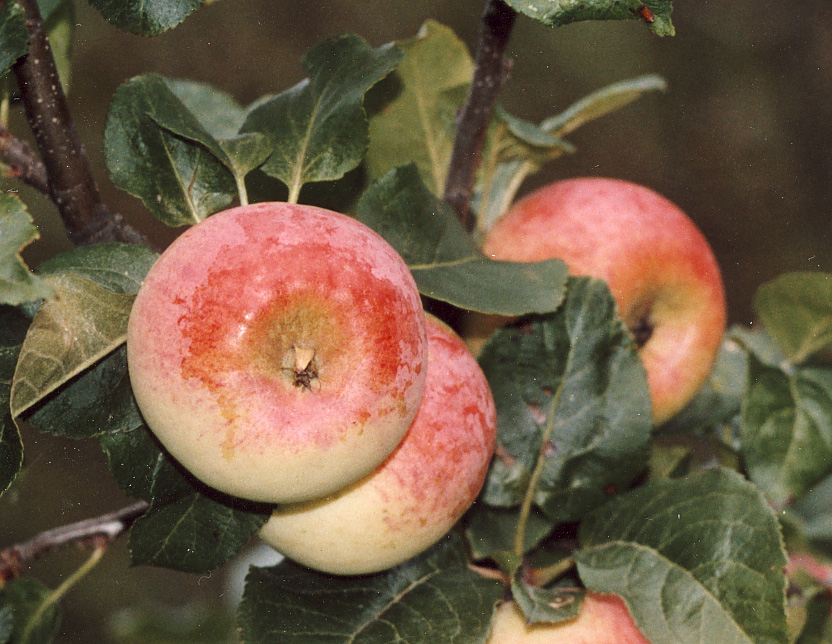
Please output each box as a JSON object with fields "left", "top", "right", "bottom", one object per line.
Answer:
{"left": 11, "top": 0, "right": 151, "bottom": 248}
{"left": 443, "top": 0, "right": 517, "bottom": 232}
{"left": 0, "top": 123, "right": 49, "bottom": 193}
{"left": 0, "top": 501, "right": 149, "bottom": 583}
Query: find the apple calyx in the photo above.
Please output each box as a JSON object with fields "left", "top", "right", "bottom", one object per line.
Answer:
{"left": 285, "top": 345, "right": 319, "bottom": 391}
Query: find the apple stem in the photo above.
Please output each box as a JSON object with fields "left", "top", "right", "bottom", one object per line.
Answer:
{"left": 443, "top": 0, "right": 517, "bottom": 232}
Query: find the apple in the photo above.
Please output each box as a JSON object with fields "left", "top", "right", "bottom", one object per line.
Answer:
{"left": 126, "top": 202, "right": 428, "bottom": 504}
{"left": 481, "top": 177, "right": 726, "bottom": 425}
{"left": 258, "top": 313, "right": 497, "bottom": 575}
{"left": 487, "top": 594, "right": 650, "bottom": 644}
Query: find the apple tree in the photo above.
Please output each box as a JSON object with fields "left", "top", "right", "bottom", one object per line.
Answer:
{"left": 0, "top": 0, "right": 828, "bottom": 642}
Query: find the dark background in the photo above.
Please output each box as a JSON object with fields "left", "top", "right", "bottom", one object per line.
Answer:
{"left": 4, "top": 1, "right": 832, "bottom": 641}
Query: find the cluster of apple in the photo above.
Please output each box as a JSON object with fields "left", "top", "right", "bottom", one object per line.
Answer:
{"left": 126, "top": 201, "right": 498, "bottom": 575}
{"left": 126, "top": 176, "right": 725, "bottom": 638}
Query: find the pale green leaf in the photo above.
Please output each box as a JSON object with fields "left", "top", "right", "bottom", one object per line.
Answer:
{"left": 475, "top": 75, "right": 667, "bottom": 235}
{"left": 10, "top": 273, "right": 134, "bottom": 418}
{"left": 754, "top": 272, "right": 832, "bottom": 364}
{"left": 366, "top": 20, "right": 474, "bottom": 195}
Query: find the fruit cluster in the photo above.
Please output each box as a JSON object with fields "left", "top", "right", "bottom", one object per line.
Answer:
{"left": 127, "top": 178, "right": 726, "bottom": 638}
{"left": 126, "top": 201, "right": 498, "bottom": 575}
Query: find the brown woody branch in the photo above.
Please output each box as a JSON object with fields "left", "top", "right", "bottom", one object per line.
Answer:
{"left": 11, "top": 0, "right": 150, "bottom": 247}
{"left": 0, "top": 501, "right": 149, "bottom": 583}
{"left": 443, "top": 0, "right": 517, "bottom": 232}
{"left": 0, "top": 123, "right": 49, "bottom": 193}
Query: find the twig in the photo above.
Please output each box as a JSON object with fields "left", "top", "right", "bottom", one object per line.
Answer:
{"left": 0, "top": 123, "right": 49, "bottom": 194}
{"left": 443, "top": 0, "right": 517, "bottom": 232}
{"left": 11, "top": 0, "right": 151, "bottom": 248}
{"left": 0, "top": 501, "right": 149, "bottom": 583}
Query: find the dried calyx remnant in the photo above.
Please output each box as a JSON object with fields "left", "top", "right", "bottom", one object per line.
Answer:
{"left": 286, "top": 346, "right": 319, "bottom": 390}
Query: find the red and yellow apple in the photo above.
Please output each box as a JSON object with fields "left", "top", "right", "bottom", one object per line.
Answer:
{"left": 482, "top": 177, "right": 726, "bottom": 425}
{"left": 258, "top": 313, "right": 497, "bottom": 575}
{"left": 487, "top": 594, "right": 650, "bottom": 644}
{"left": 127, "top": 202, "right": 428, "bottom": 504}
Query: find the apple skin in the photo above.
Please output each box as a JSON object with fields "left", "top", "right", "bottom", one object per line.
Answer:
{"left": 487, "top": 594, "right": 651, "bottom": 644}
{"left": 127, "top": 202, "right": 428, "bottom": 504}
{"left": 258, "top": 313, "right": 497, "bottom": 575}
{"left": 482, "top": 177, "right": 726, "bottom": 425}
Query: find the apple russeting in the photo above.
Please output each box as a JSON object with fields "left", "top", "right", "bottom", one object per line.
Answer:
{"left": 487, "top": 594, "right": 650, "bottom": 644}
{"left": 127, "top": 202, "right": 428, "bottom": 504}
{"left": 482, "top": 177, "right": 726, "bottom": 425}
{"left": 259, "top": 313, "right": 497, "bottom": 575}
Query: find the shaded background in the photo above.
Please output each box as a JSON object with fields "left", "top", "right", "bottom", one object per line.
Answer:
{"left": 4, "top": 1, "right": 832, "bottom": 641}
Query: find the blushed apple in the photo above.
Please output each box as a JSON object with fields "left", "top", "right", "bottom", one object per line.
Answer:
{"left": 482, "top": 178, "right": 726, "bottom": 425}
{"left": 258, "top": 313, "right": 497, "bottom": 575}
{"left": 487, "top": 594, "right": 650, "bottom": 644}
{"left": 127, "top": 202, "right": 428, "bottom": 504}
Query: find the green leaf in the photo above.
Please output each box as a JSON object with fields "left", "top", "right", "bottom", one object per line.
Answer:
{"left": 10, "top": 274, "right": 134, "bottom": 418}
{"left": 0, "top": 194, "right": 54, "bottom": 306}
{"left": 25, "top": 346, "right": 135, "bottom": 439}
{"left": 98, "top": 419, "right": 194, "bottom": 505}
{"left": 474, "top": 75, "right": 667, "bottom": 234}
{"left": 790, "top": 475, "right": 832, "bottom": 553}
{"left": 128, "top": 494, "right": 270, "bottom": 573}
{"left": 473, "top": 109, "right": 574, "bottom": 234}
{"left": 755, "top": 272, "right": 832, "bottom": 364}
{"left": 0, "top": 604, "right": 11, "bottom": 644}
{"left": 35, "top": 242, "right": 158, "bottom": 294}
{"left": 511, "top": 569, "right": 583, "bottom": 625}
{"left": 794, "top": 590, "right": 832, "bottom": 644}
{"left": 104, "top": 74, "right": 235, "bottom": 227}
{"left": 356, "top": 165, "right": 567, "bottom": 315}
{"left": 238, "top": 534, "right": 504, "bottom": 644}
{"left": 464, "top": 503, "right": 553, "bottom": 561}
{"left": 87, "top": 0, "right": 203, "bottom": 36}
{"left": 106, "top": 602, "right": 236, "bottom": 644}
{"left": 0, "top": 1, "right": 28, "bottom": 77}
{"left": 0, "top": 578, "right": 62, "bottom": 644}
{"left": 659, "top": 332, "right": 748, "bottom": 434}
{"left": 366, "top": 20, "right": 474, "bottom": 194}
{"left": 0, "top": 307, "right": 28, "bottom": 497}
{"left": 164, "top": 78, "right": 247, "bottom": 139}
{"left": 503, "top": 0, "right": 675, "bottom": 36}
{"left": 240, "top": 34, "right": 402, "bottom": 203}
{"left": 478, "top": 276, "right": 652, "bottom": 522}
{"left": 541, "top": 74, "right": 668, "bottom": 137}
{"left": 576, "top": 468, "right": 788, "bottom": 644}
{"left": 740, "top": 355, "right": 832, "bottom": 506}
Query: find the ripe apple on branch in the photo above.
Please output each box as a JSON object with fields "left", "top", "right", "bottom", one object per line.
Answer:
{"left": 0, "top": 0, "right": 828, "bottom": 643}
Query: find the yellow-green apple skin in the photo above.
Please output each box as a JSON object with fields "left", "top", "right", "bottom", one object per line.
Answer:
{"left": 258, "top": 314, "right": 497, "bottom": 575}
{"left": 482, "top": 177, "right": 726, "bottom": 425}
{"left": 487, "top": 595, "right": 651, "bottom": 644}
{"left": 126, "top": 202, "right": 428, "bottom": 504}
